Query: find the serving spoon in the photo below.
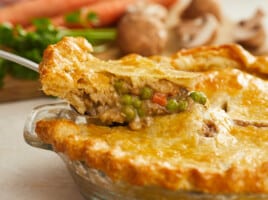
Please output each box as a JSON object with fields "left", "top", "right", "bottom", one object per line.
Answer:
{"left": 0, "top": 49, "right": 39, "bottom": 72}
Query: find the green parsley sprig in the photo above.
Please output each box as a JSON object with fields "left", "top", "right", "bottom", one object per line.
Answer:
{"left": 0, "top": 18, "right": 116, "bottom": 86}
{"left": 65, "top": 10, "right": 99, "bottom": 26}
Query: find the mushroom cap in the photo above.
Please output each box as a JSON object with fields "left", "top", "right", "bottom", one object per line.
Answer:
{"left": 233, "top": 9, "right": 266, "bottom": 50}
{"left": 128, "top": 2, "right": 168, "bottom": 22}
{"left": 117, "top": 13, "right": 168, "bottom": 56}
{"left": 176, "top": 14, "right": 219, "bottom": 48}
{"left": 181, "top": 0, "right": 222, "bottom": 22}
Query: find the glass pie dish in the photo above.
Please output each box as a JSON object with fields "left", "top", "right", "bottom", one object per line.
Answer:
{"left": 23, "top": 102, "right": 268, "bottom": 200}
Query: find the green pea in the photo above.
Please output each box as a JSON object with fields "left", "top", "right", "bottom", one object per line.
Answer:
{"left": 121, "top": 94, "right": 132, "bottom": 105}
{"left": 122, "top": 105, "right": 136, "bottom": 122}
{"left": 166, "top": 99, "right": 188, "bottom": 112}
{"left": 114, "top": 80, "right": 128, "bottom": 94}
{"left": 177, "top": 100, "right": 188, "bottom": 112}
{"left": 189, "top": 91, "right": 207, "bottom": 105}
{"left": 137, "top": 103, "right": 147, "bottom": 117}
{"left": 166, "top": 99, "right": 179, "bottom": 112}
{"left": 132, "top": 97, "right": 142, "bottom": 108}
{"left": 140, "top": 86, "right": 153, "bottom": 100}
{"left": 137, "top": 107, "right": 145, "bottom": 117}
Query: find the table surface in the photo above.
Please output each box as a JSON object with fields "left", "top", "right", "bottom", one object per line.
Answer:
{"left": 0, "top": 98, "right": 84, "bottom": 200}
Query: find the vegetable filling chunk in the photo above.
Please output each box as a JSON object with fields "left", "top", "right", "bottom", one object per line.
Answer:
{"left": 85, "top": 77, "right": 207, "bottom": 130}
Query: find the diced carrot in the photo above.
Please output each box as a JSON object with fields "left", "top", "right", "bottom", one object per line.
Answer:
{"left": 152, "top": 93, "right": 167, "bottom": 106}
{"left": 0, "top": 0, "right": 98, "bottom": 26}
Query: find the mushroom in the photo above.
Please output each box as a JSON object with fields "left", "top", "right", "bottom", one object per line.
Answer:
{"left": 117, "top": 3, "right": 168, "bottom": 56}
{"left": 176, "top": 14, "right": 219, "bottom": 48}
{"left": 181, "top": 0, "right": 222, "bottom": 22}
{"left": 233, "top": 9, "right": 266, "bottom": 51}
{"left": 128, "top": 2, "right": 168, "bottom": 22}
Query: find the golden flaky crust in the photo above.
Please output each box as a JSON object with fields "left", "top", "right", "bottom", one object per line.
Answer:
{"left": 37, "top": 37, "right": 268, "bottom": 194}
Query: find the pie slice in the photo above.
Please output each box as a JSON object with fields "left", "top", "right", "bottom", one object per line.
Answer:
{"left": 39, "top": 37, "right": 205, "bottom": 130}
{"left": 36, "top": 37, "right": 268, "bottom": 194}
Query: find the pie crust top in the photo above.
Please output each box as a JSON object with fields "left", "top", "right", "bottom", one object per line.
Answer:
{"left": 36, "top": 37, "right": 268, "bottom": 194}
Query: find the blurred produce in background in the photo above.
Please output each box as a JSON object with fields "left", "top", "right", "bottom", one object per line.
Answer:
{"left": 0, "top": 0, "right": 176, "bottom": 87}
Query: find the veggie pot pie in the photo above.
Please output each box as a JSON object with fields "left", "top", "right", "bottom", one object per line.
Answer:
{"left": 36, "top": 37, "right": 268, "bottom": 194}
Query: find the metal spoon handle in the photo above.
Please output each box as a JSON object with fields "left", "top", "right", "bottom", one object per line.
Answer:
{"left": 0, "top": 49, "right": 39, "bottom": 72}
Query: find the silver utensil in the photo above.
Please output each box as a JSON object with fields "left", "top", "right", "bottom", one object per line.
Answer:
{"left": 0, "top": 49, "right": 39, "bottom": 72}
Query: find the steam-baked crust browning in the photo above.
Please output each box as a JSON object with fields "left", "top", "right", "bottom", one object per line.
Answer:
{"left": 37, "top": 37, "right": 268, "bottom": 194}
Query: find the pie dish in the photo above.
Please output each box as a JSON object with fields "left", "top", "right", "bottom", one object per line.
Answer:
{"left": 25, "top": 37, "right": 268, "bottom": 198}
{"left": 24, "top": 102, "right": 268, "bottom": 200}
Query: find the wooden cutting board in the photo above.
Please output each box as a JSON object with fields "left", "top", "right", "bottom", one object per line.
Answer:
{"left": 0, "top": 75, "right": 45, "bottom": 102}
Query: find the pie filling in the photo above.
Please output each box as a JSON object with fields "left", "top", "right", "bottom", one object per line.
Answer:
{"left": 84, "top": 78, "right": 207, "bottom": 130}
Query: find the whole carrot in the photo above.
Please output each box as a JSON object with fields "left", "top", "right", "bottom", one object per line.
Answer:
{"left": 67, "top": 0, "right": 136, "bottom": 28}
{"left": 50, "top": 0, "right": 178, "bottom": 28}
{"left": 0, "top": 0, "right": 98, "bottom": 26}
{"left": 84, "top": 0, "right": 177, "bottom": 27}
{"left": 151, "top": 0, "right": 178, "bottom": 7}
{"left": 0, "top": 0, "right": 25, "bottom": 7}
